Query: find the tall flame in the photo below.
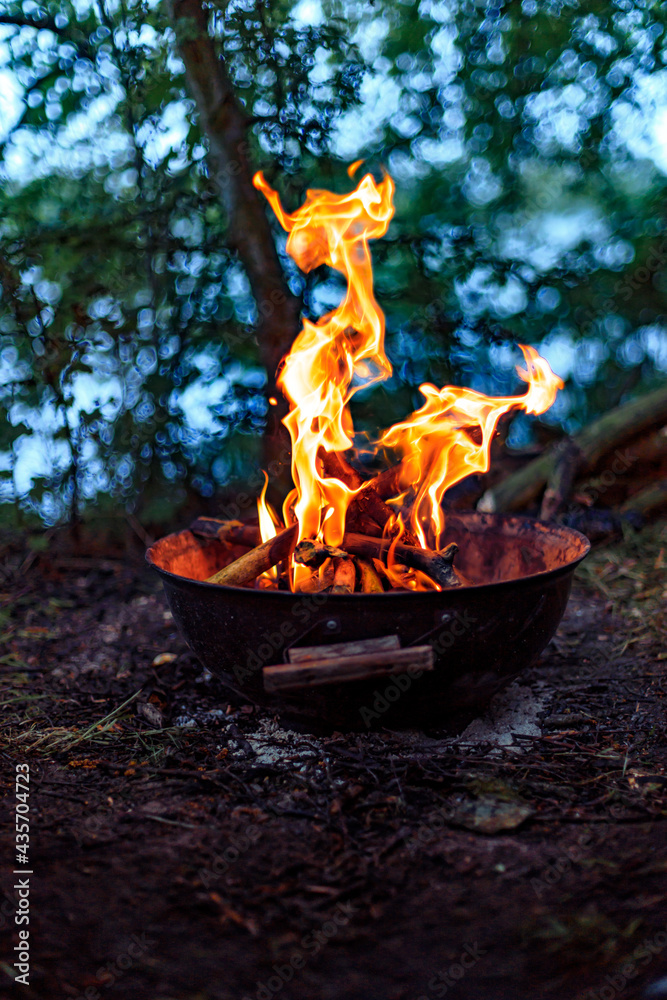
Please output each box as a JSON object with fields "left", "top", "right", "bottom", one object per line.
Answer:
{"left": 253, "top": 170, "right": 394, "bottom": 555}
{"left": 381, "top": 345, "right": 564, "bottom": 548}
{"left": 253, "top": 167, "right": 564, "bottom": 588}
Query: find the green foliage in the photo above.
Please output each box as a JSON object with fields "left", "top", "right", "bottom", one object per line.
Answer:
{"left": 0, "top": 0, "right": 666, "bottom": 524}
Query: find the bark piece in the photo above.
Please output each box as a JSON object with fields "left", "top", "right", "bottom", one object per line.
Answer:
{"left": 294, "top": 539, "right": 347, "bottom": 567}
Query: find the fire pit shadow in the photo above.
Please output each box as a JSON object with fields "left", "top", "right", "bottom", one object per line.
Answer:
{"left": 147, "top": 512, "right": 589, "bottom": 731}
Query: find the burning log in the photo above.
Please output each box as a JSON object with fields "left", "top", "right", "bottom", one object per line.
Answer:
{"left": 319, "top": 450, "right": 362, "bottom": 490}
{"left": 363, "top": 464, "right": 402, "bottom": 500}
{"left": 332, "top": 556, "right": 356, "bottom": 594}
{"left": 294, "top": 557, "right": 335, "bottom": 593}
{"left": 346, "top": 463, "right": 401, "bottom": 511}
{"left": 319, "top": 451, "right": 418, "bottom": 544}
{"left": 294, "top": 556, "right": 335, "bottom": 594}
{"left": 346, "top": 535, "right": 461, "bottom": 589}
{"left": 193, "top": 518, "right": 461, "bottom": 590}
{"left": 358, "top": 558, "right": 384, "bottom": 593}
{"left": 205, "top": 524, "right": 297, "bottom": 587}
{"left": 294, "top": 533, "right": 461, "bottom": 589}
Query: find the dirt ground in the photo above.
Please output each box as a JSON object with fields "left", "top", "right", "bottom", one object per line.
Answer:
{"left": 1, "top": 520, "right": 666, "bottom": 1000}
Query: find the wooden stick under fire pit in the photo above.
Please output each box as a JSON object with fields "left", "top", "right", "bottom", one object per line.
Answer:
{"left": 264, "top": 642, "right": 434, "bottom": 691}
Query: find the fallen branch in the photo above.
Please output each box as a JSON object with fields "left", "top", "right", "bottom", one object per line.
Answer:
{"left": 478, "top": 384, "right": 667, "bottom": 513}
{"left": 540, "top": 437, "right": 584, "bottom": 521}
{"left": 620, "top": 479, "right": 667, "bottom": 518}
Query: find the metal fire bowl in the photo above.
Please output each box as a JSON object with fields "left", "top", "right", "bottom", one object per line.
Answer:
{"left": 146, "top": 513, "right": 590, "bottom": 730}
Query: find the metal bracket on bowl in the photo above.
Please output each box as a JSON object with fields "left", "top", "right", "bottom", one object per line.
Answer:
{"left": 408, "top": 609, "right": 485, "bottom": 649}
{"left": 263, "top": 634, "right": 434, "bottom": 693}
{"left": 283, "top": 616, "right": 342, "bottom": 660}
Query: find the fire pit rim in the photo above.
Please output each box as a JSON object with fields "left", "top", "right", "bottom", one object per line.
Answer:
{"left": 146, "top": 511, "right": 591, "bottom": 597}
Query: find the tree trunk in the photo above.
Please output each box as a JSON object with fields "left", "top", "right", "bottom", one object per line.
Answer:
{"left": 167, "top": 0, "right": 300, "bottom": 475}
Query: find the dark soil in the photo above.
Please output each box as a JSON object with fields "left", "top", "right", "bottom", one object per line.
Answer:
{"left": 1, "top": 521, "right": 666, "bottom": 1000}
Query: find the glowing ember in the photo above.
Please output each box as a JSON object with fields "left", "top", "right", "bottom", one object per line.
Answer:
{"left": 252, "top": 168, "right": 564, "bottom": 592}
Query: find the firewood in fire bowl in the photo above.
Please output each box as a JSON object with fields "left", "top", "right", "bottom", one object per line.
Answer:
{"left": 191, "top": 519, "right": 462, "bottom": 592}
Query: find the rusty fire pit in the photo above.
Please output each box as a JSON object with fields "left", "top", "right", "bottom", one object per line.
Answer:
{"left": 147, "top": 512, "right": 589, "bottom": 730}
{"left": 144, "top": 165, "right": 586, "bottom": 730}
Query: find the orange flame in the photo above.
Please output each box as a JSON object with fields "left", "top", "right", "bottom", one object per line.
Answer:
{"left": 381, "top": 345, "right": 564, "bottom": 548}
{"left": 257, "top": 470, "right": 280, "bottom": 544}
{"left": 253, "top": 167, "right": 564, "bottom": 589}
{"left": 384, "top": 513, "right": 441, "bottom": 591}
{"left": 253, "top": 170, "right": 394, "bottom": 558}
{"left": 257, "top": 471, "right": 280, "bottom": 583}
